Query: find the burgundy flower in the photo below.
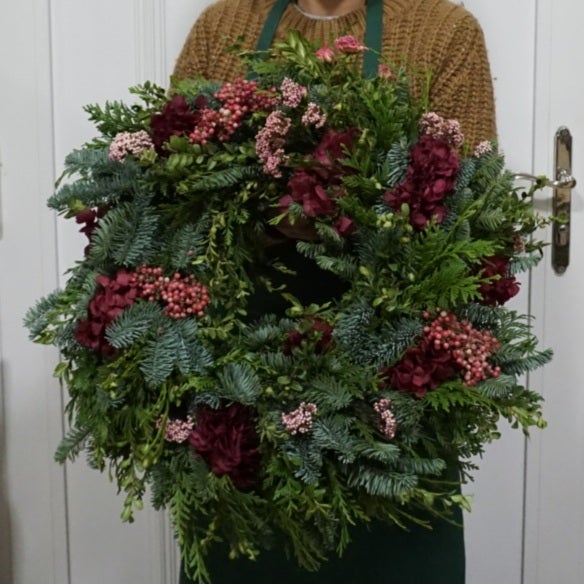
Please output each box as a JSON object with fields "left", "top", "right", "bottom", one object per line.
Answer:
{"left": 76, "top": 207, "right": 107, "bottom": 255}
{"left": 313, "top": 128, "right": 358, "bottom": 167}
{"left": 383, "top": 340, "right": 456, "bottom": 398}
{"left": 188, "top": 403, "right": 261, "bottom": 490}
{"left": 74, "top": 270, "right": 138, "bottom": 355}
{"left": 150, "top": 95, "right": 203, "bottom": 154}
{"left": 477, "top": 256, "right": 520, "bottom": 306}
{"left": 284, "top": 317, "right": 334, "bottom": 355}
{"left": 334, "top": 216, "right": 356, "bottom": 237}
{"left": 385, "top": 135, "right": 460, "bottom": 230}
{"left": 280, "top": 169, "right": 338, "bottom": 217}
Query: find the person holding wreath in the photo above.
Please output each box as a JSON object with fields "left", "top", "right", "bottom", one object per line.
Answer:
{"left": 173, "top": 1, "right": 497, "bottom": 582}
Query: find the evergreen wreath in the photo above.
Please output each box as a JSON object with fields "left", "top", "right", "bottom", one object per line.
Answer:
{"left": 26, "top": 32, "right": 551, "bottom": 583}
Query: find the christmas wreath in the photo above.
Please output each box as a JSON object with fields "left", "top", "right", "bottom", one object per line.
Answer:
{"left": 26, "top": 32, "right": 551, "bottom": 583}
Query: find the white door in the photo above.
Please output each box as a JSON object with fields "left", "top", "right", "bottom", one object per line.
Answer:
{"left": 524, "top": 0, "right": 584, "bottom": 581}
{"left": 465, "top": 1, "right": 584, "bottom": 582}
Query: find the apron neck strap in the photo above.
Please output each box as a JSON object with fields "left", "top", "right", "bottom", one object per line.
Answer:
{"left": 256, "top": 0, "right": 383, "bottom": 78}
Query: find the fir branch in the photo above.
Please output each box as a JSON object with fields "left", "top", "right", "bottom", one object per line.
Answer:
{"left": 54, "top": 424, "right": 91, "bottom": 463}
{"left": 217, "top": 363, "right": 262, "bottom": 404}
{"left": 348, "top": 467, "right": 418, "bottom": 498}
{"left": 87, "top": 197, "right": 160, "bottom": 268}
{"left": 106, "top": 302, "right": 164, "bottom": 349}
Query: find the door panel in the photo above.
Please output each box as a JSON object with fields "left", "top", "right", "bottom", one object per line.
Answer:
{"left": 525, "top": 0, "right": 584, "bottom": 581}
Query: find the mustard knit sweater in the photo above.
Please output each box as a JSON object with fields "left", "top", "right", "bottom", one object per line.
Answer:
{"left": 173, "top": 0, "right": 496, "bottom": 148}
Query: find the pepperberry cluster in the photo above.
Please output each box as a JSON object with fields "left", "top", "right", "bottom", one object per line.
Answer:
{"left": 131, "top": 266, "right": 209, "bottom": 319}
{"left": 189, "top": 78, "right": 279, "bottom": 144}
{"left": 423, "top": 310, "right": 501, "bottom": 386}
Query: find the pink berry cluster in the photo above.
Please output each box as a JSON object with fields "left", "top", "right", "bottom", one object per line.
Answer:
{"left": 156, "top": 416, "right": 194, "bottom": 443}
{"left": 281, "top": 402, "right": 318, "bottom": 436}
{"left": 189, "top": 78, "right": 279, "bottom": 144}
{"left": 108, "top": 130, "right": 154, "bottom": 161}
{"left": 131, "top": 266, "right": 209, "bottom": 318}
{"left": 423, "top": 310, "right": 501, "bottom": 386}
{"left": 374, "top": 398, "right": 397, "bottom": 440}
{"left": 419, "top": 112, "right": 464, "bottom": 149}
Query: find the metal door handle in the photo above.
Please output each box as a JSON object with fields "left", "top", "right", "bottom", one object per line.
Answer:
{"left": 514, "top": 126, "right": 575, "bottom": 274}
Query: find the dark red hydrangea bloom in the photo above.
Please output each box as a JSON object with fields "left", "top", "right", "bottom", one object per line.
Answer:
{"left": 385, "top": 135, "right": 460, "bottom": 230}
{"left": 279, "top": 129, "right": 358, "bottom": 219}
{"left": 150, "top": 94, "right": 206, "bottom": 154}
{"left": 477, "top": 256, "right": 520, "bottom": 306}
{"left": 284, "top": 317, "right": 334, "bottom": 355}
{"left": 313, "top": 128, "right": 358, "bottom": 167}
{"left": 188, "top": 403, "right": 261, "bottom": 490}
{"left": 74, "top": 270, "right": 138, "bottom": 356}
{"left": 75, "top": 207, "right": 107, "bottom": 255}
{"left": 382, "top": 340, "right": 457, "bottom": 398}
{"left": 280, "top": 168, "right": 338, "bottom": 217}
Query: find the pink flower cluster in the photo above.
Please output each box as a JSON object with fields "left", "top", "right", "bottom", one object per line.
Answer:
{"left": 419, "top": 112, "right": 464, "bottom": 149}
{"left": 474, "top": 140, "right": 493, "bottom": 157}
{"left": 189, "top": 78, "right": 279, "bottom": 144}
{"left": 315, "top": 46, "right": 335, "bottom": 62}
{"left": 315, "top": 36, "right": 366, "bottom": 63}
{"left": 373, "top": 398, "right": 397, "bottom": 440}
{"left": 157, "top": 416, "right": 194, "bottom": 443}
{"left": 423, "top": 310, "right": 501, "bottom": 386}
{"left": 334, "top": 35, "right": 367, "bottom": 54}
{"left": 108, "top": 130, "right": 154, "bottom": 161}
{"left": 255, "top": 110, "right": 292, "bottom": 177}
{"left": 301, "top": 102, "right": 327, "bottom": 128}
{"left": 377, "top": 64, "right": 396, "bottom": 80}
{"left": 131, "top": 266, "right": 209, "bottom": 318}
{"left": 281, "top": 402, "right": 318, "bottom": 435}
{"left": 280, "top": 77, "right": 308, "bottom": 108}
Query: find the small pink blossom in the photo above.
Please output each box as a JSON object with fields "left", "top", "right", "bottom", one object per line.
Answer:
{"left": 315, "top": 46, "right": 335, "bottom": 62}
{"left": 255, "top": 111, "right": 292, "bottom": 178}
{"left": 377, "top": 64, "right": 396, "bottom": 80}
{"left": 419, "top": 112, "right": 464, "bottom": 149}
{"left": 474, "top": 140, "right": 493, "bottom": 157}
{"left": 280, "top": 77, "right": 308, "bottom": 109}
{"left": 108, "top": 130, "right": 154, "bottom": 161}
{"left": 156, "top": 416, "right": 194, "bottom": 443}
{"left": 301, "top": 102, "right": 327, "bottom": 128}
{"left": 334, "top": 35, "right": 367, "bottom": 54}
{"left": 281, "top": 402, "right": 318, "bottom": 435}
{"left": 373, "top": 399, "right": 397, "bottom": 440}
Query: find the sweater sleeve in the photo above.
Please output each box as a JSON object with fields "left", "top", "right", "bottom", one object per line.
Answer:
{"left": 429, "top": 14, "right": 497, "bottom": 149}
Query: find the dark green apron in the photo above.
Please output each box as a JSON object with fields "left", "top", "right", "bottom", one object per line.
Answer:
{"left": 181, "top": 2, "right": 465, "bottom": 582}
